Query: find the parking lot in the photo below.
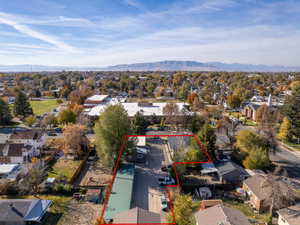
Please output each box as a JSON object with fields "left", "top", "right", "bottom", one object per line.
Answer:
{"left": 131, "top": 138, "right": 170, "bottom": 216}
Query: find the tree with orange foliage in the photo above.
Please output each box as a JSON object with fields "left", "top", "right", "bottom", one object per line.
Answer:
{"left": 68, "top": 103, "right": 83, "bottom": 116}
{"left": 63, "top": 124, "right": 89, "bottom": 159}
{"left": 187, "top": 92, "right": 198, "bottom": 105}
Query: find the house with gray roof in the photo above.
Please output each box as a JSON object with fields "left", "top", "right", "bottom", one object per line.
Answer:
{"left": 194, "top": 204, "right": 251, "bottom": 225}
{"left": 243, "top": 175, "right": 292, "bottom": 213}
{"left": 112, "top": 207, "right": 161, "bottom": 223}
{"left": 277, "top": 203, "right": 300, "bottom": 225}
{"left": 215, "top": 160, "right": 249, "bottom": 185}
{"left": 0, "top": 199, "right": 52, "bottom": 225}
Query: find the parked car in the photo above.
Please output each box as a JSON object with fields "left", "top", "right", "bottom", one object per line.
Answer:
{"left": 158, "top": 176, "right": 175, "bottom": 186}
{"left": 73, "top": 193, "right": 83, "bottom": 200}
{"left": 54, "top": 127, "right": 62, "bottom": 133}
{"left": 47, "top": 132, "right": 57, "bottom": 136}
{"left": 161, "top": 195, "right": 169, "bottom": 212}
{"left": 161, "top": 164, "right": 172, "bottom": 172}
{"left": 136, "top": 147, "right": 149, "bottom": 155}
{"left": 87, "top": 156, "right": 96, "bottom": 161}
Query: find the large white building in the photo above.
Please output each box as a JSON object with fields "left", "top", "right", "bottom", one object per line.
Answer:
{"left": 87, "top": 100, "right": 188, "bottom": 118}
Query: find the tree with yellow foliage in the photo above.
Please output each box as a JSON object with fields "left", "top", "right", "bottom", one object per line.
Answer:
{"left": 278, "top": 117, "right": 292, "bottom": 142}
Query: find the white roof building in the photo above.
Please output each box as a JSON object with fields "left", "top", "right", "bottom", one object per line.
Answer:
{"left": 0, "top": 164, "right": 22, "bottom": 180}
{"left": 86, "top": 95, "right": 109, "bottom": 102}
{"left": 87, "top": 101, "right": 187, "bottom": 117}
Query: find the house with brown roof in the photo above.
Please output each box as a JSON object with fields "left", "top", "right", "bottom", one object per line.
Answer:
{"left": 111, "top": 207, "right": 161, "bottom": 224}
{"left": 83, "top": 95, "right": 109, "bottom": 108}
{"left": 243, "top": 174, "right": 292, "bottom": 213}
{"left": 9, "top": 130, "right": 46, "bottom": 150}
{"left": 0, "top": 143, "right": 35, "bottom": 164}
{"left": 277, "top": 203, "right": 300, "bottom": 225}
{"left": 194, "top": 204, "right": 251, "bottom": 225}
{"left": 243, "top": 175, "right": 272, "bottom": 213}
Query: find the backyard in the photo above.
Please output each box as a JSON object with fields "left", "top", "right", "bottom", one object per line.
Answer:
{"left": 223, "top": 199, "right": 270, "bottom": 223}
{"left": 48, "top": 159, "right": 83, "bottom": 183}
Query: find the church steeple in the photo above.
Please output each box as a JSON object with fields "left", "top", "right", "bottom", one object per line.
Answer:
{"left": 267, "top": 94, "right": 272, "bottom": 107}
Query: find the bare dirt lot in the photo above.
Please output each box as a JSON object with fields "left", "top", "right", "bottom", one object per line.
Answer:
{"left": 59, "top": 199, "right": 102, "bottom": 225}
{"left": 77, "top": 162, "right": 112, "bottom": 187}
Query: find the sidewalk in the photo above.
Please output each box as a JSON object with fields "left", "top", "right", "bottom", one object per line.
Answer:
{"left": 278, "top": 141, "right": 300, "bottom": 157}
{"left": 163, "top": 143, "right": 173, "bottom": 165}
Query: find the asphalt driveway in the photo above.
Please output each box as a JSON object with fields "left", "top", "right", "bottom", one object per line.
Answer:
{"left": 131, "top": 138, "right": 167, "bottom": 213}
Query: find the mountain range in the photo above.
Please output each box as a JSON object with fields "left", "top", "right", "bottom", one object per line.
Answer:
{"left": 1, "top": 61, "right": 300, "bottom": 72}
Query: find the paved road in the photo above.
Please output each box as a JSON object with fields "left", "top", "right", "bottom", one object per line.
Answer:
{"left": 131, "top": 139, "right": 166, "bottom": 213}
{"left": 270, "top": 145, "right": 300, "bottom": 179}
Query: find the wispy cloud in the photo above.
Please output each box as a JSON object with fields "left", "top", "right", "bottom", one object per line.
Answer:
{"left": 123, "top": 0, "right": 144, "bottom": 10}
{"left": 0, "top": 14, "right": 77, "bottom": 52}
{"left": 0, "top": 12, "right": 95, "bottom": 28}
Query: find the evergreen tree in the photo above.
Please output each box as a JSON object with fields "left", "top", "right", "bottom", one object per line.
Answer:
{"left": 196, "top": 123, "right": 217, "bottom": 159}
{"left": 13, "top": 91, "right": 33, "bottom": 117}
{"left": 132, "top": 111, "right": 149, "bottom": 134}
{"left": 283, "top": 88, "right": 300, "bottom": 142}
{"left": 0, "top": 98, "right": 12, "bottom": 125}
{"left": 278, "top": 117, "right": 293, "bottom": 142}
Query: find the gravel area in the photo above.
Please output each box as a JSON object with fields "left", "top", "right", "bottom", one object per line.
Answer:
{"left": 59, "top": 200, "right": 102, "bottom": 225}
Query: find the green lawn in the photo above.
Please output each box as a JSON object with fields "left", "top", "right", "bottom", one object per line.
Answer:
{"left": 228, "top": 112, "right": 242, "bottom": 118}
{"left": 283, "top": 141, "right": 300, "bottom": 151}
{"left": 244, "top": 119, "right": 257, "bottom": 126}
{"left": 42, "top": 195, "right": 72, "bottom": 225}
{"left": 30, "top": 99, "right": 59, "bottom": 116}
{"left": 48, "top": 159, "right": 82, "bottom": 182}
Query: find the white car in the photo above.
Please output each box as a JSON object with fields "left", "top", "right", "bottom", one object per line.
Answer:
{"left": 161, "top": 195, "right": 169, "bottom": 211}
{"left": 136, "top": 147, "right": 149, "bottom": 155}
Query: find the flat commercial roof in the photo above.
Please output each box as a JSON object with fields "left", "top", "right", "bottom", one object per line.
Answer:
{"left": 86, "top": 95, "right": 109, "bottom": 102}
{"left": 104, "top": 164, "right": 135, "bottom": 221}
{"left": 88, "top": 100, "right": 187, "bottom": 117}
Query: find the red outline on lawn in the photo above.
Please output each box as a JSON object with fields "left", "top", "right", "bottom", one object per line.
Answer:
{"left": 97, "top": 134, "right": 213, "bottom": 225}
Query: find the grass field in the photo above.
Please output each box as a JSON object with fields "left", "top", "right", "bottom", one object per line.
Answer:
{"left": 48, "top": 159, "right": 82, "bottom": 182}
{"left": 30, "top": 99, "right": 59, "bottom": 115}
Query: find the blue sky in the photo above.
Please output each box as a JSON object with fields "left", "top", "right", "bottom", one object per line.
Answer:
{"left": 0, "top": 0, "right": 300, "bottom": 67}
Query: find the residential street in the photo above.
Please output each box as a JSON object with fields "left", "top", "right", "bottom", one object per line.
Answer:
{"left": 131, "top": 138, "right": 167, "bottom": 214}
{"left": 270, "top": 144, "right": 300, "bottom": 179}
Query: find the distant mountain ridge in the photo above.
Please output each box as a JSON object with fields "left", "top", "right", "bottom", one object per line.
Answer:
{"left": 1, "top": 60, "right": 300, "bottom": 72}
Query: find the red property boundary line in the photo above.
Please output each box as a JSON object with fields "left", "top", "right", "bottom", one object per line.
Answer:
{"left": 97, "top": 134, "right": 213, "bottom": 225}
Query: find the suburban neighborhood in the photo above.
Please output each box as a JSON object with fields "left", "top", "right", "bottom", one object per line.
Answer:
{"left": 1, "top": 1, "right": 300, "bottom": 225}
{"left": 1, "top": 69, "right": 300, "bottom": 225}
